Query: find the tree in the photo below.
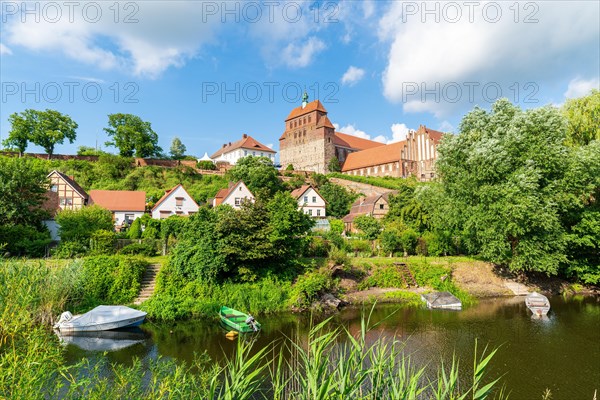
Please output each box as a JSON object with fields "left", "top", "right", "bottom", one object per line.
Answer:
{"left": 128, "top": 218, "right": 142, "bottom": 239}
{"left": 55, "top": 205, "right": 114, "bottom": 243}
{"left": 77, "top": 146, "right": 107, "bottom": 156}
{"left": 354, "top": 215, "right": 382, "bottom": 252}
{"left": 380, "top": 229, "right": 400, "bottom": 256}
{"left": 327, "top": 156, "right": 341, "bottom": 172}
{"left": 4, "top": 109, "right": 77, "bottom": 158}
{"left": 436, "top": 99, "right": 571, "bottom": 274}
{"left": 3, "top": 110, "right": 34, "bottom": 156}
{"left": 227, "top": 156, "right": 283, "bottom": 198}
{"left": 197, "top": 160, "right": 217, "bottom": 170}
{"left": 104, "top": 113, "right": 162, "bottom": 158}
{"left": 319, "top": 182, "right": 357, "bottom": 218}
{"left": 0, "top": 156, "right": 48, "bottom": 226}
{"left": 170, "top": 137, "right": 186, "bottom": 159}
{"left": 563, "top": 89, "right": 600, "bottom": 146}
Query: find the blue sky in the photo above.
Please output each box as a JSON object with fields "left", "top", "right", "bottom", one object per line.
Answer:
{"left": 1, "top": 1, "right": 598, "bottom": 158}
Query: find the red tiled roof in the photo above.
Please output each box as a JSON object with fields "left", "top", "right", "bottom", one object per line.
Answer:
{"left": 285, "top": 100, "right": 328, "bottom": 121}
{"left": 213, "top": 181, "right": 251, "bottom": 206}
{"left": 152, "top": 184, "right": 199, "bottom": 211}
{"left": 211, "top": 134, "right": 275, "bottom": 159}
{"left": 291, "top": 185, "right": 311, "bottom": 199}
{"left": 333, "top": 132, "right": 385, "bottom": 151}
{"left": 341, "top": 141, "right": 405, "bottom": 171}
{"left": 89, "top": 190, "right": 146, "bottom": 212}
{"left": 317, "top": 115, "right": 335, "bottom": 129}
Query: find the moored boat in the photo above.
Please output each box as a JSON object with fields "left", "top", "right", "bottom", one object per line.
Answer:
{"left": 219, "top": 306, "right": 261, "bottom": 333}
{"left": 421, "top": 291, "right": 462, "bottom": 310}
{"left": 525, "top": 292, "right": 550, "bottom": 316}
{"left": 54, "top": 305, "right": 147, "bottom": 333}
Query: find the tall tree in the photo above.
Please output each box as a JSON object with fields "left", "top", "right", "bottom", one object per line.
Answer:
{"left": 435, "top": 99, "right": 571, "bottom": 274}
{"left": 227, "top": 156, "right": 283, "bottom": 198}
{"left": 169, "top": 137, "right": 187, "bottom": 159}
{"left": 104, "top": 113, "right": 162, "bottom": 158}
{"left": 0, "top": 157, "right": 48, "bottom": 226}
{"left": 562, "top": 89, "right": 600, "bottom": 146}
{"left": 3, "top": 110, "right": 34, "bottom": 156}
{"left": 3, "top": 109, "right": 77, "bottom": 158}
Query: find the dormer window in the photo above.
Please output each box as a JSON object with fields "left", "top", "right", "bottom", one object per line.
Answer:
{"left": 176, "top": 197, "right": 184, "bottom": 207}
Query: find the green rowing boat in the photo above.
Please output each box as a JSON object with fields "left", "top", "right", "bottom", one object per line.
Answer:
{"left": 219, "top": 306, "right": 261, "bottom": 333}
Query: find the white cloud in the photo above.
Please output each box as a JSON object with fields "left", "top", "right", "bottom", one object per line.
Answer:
{"left": 0, "top": 43, "right": 12, "bottom": 55}
{"left": 281, "top": 37, "right": 326, "bottom": 68}
{"left": 363, "top": 1, "right": 376, "bottom": 19}
{"left": 437, "top": 121, "right": 455, "bottom": 133}
{"left": 341, "top": 66, "right": 366, "bottom": 86}
{"left": 335, "top": 122, "right": 414, "bottom": 144}
{"left": 68, "top": 76, "right": 106, "bottom": 84}
{"left": 2, "top": 2, "right": 221, "bottom": 78}
{"left": 564, "top": 77, "right": 600, "bottom": 98}
{"left": 379, "top": 1, "right": 600, "bottom": 116}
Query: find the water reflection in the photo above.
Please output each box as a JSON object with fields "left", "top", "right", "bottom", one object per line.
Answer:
{"left": 56, "top": 327, "right": 149, "bottom": 352}
{"left": 62, "top": 295, "right": 600, "bottom": 399}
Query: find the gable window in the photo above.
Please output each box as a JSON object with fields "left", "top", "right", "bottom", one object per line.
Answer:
{"left": 303, "top": 195, "right": 308, "bottom": 203}
{"left": 379, "top": 204, "right": 384, "bottom": 210}
{"left": 239, "top": 186, "right": 242, "bottom": 191}
{"left": 235, "top": 198, "right": 241, "bottom": 206}
{"left": 312, "top": 196, "right": 316, "bottom": 203}
{"left": 176, "top": 197, "right": 184, "bottom": 207}
{"left": 59, "top": 197, "right": 73, "bottom": 206}
{"left": 51, "top": 184, "right": 58, "bottom": 192}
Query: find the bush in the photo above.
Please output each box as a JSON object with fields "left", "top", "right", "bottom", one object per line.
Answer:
{"left": 0, "top": 225, "right": 51, "bottom": 257}
{"left": 305, "top": 236, "right": 330, "bottom": 257}
{"left": 90, "top": 229, "right": 116, "bottom": 255}
{"left": 349, "top": 239, "right": 372, "bottom": 256}
{"left": 380, "top": 229, "right": 401, "bottom": 256}
{"left": 329, "top": 219, "right": 344, "bottom": 235}
{"left": 289, "top": 269, "right": 334, "bottom": 308}
{"left": 52, "top": 241, "right": 88, "bottom": 258}
{"left": 55, "top": 205, "right": 113, "bottom": 243}
{"left": 197, "top": 160, "right": 216, "bottom": 170}
{"left": 328, "top": 246, "right": 350, "bottom": 267}
{"left": 81, "top": 255, "right": 147, "bottom": 305}
{"left": 119, "top": 240, "right": 158, "bottom": 257}
{"left": 128, "top": 218, "right": 142, "bottom": 239}
{"left": 359, "top": 266, "right": 406, "bottom": 290}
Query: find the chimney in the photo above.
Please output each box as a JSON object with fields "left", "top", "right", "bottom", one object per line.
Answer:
{"left": 228, "top": 142, "right": 231, "bottom": 146}
{"left": 243, "top": 133, "right": 247, "bottom": 139}
{"left": 222, "top": 144, "right": 227, "bottom": 148}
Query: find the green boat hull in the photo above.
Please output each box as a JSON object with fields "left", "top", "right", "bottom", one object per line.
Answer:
{"left": 219, "top": 306, "right": 261, "bottom": 333}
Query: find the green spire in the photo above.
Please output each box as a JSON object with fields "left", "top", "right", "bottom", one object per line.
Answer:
{"left": 301, "top": 91, "right": 309, "bottom": 108}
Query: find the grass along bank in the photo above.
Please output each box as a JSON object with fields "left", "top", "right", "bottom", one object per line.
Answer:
{"left": 0, "top": 258, "right": 509, "bottom": 399}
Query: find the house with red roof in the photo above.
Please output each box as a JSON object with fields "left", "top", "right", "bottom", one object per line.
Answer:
{"left": 151, "top": 184, "right": 199, "bottom": 219}
{"left": 210, "top": 133, "right": 276, "bottom": 165}
{"left": 212, "top": 181, "right": 254, "bottom": 209}
{"left": 88, "top": 190, "right": 146, "bottom": 229}
{"left": 290, "top": 185, "right": 326, "bottom": 218}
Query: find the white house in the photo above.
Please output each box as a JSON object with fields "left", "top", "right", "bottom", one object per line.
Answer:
{"left": 210, "top": 134, "right": 276, "bottom": 165}
{"left": 88, "top": 190, "right": 146, "bottom": 228}
{"left": 212, "top": 181, "right": 254, "bottom": 209}
{"left": 152, "top": 184, "right": 199, "bottom": 219}
{"left": 291, "top": 185, "right": 326, "bottom": 218}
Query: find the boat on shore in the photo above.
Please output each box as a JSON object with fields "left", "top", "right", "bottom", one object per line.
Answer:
{"left": 219, "top": 306, "right": 261, "bottom": 333}
{"left": 54, "top": 305, "right": 147, "bottom": 333}
{"left": 525, "top": 292, "right": 550, "bottom": 316}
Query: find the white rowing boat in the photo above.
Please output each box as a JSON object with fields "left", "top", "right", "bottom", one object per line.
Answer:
{"left": 54, "top": 305, "right": 146, "bottom": 333}
{"left": 525, "top": 292, "right": 550, "bottom": 317}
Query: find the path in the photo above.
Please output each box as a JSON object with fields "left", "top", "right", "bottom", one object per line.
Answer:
{"left": 134, "top": 263, "right": 161, "bottom": 305}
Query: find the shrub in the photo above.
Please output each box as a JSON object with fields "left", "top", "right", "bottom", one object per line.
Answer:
{"left": 349, "top": 239, "right": 372, "bottom": 256}
{"left": 0, "top": 225, "right": 51, "bottom": 257}
{"left": 197, "top": 160, "right": 217, "bottom": 170}
{"left": 52, "top": 241, "right": 88, "bottom": 258}
{"left": 119, "top": 241, "right": 158, "bottom": 257}
{"left": 400, "top": 228, "right": 419, "bottom": 255}
{"left": 55, "top": 205, "right": 113, "bottom": 243}
{"left": 329, "top": 219, "right": 344, "bottom": 235}
{"left": 380, "top": 229, "right": 401, "bottom": 256}
{"left": 128, "top": 218, "right": 142, "bottom": 239}
{"left": 289, "top": 269, "right": 335, "bottom": 308}
{"left": 90, "top": 229, "right": 116, "bottom": 255}
{"left": 306, "top": 236, "right": 330, "bottom": 257}
{"left": 359, "top": 266, "right": 406, "bottom": 290}
{"left": 81, "top": 255, "right": 147, "bottom": 305}
{"left": 328, "top": 246, "right": 350, "bottom": 267}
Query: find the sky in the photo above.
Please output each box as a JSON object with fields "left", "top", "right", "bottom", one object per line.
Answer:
{"left": 1, "top": 0, "right": 599, "bottom": 158}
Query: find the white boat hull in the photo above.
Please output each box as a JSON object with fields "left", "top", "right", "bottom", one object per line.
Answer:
{"left": 525, "top": 292, "right": 550, "bottom": 317}
{"left": 55, "top": 305, "right": 146, "bottom": 333}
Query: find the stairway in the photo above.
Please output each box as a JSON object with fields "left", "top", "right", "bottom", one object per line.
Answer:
{"left": 394, "top": 262, "right": 418, "bottom": 288}
{"left": 134, "top": 263, "right": 161, "bottom": 305}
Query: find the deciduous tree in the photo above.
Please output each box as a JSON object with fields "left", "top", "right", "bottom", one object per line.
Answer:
{"left": 562, "top": 89, "right": 600, "bottom": 146}
{"left": 0, "top": 157, "right": 48, "bottom": 226}
{"left": 170, "top": 137, "right": 186, "bottom": 159}
{"left": 104, "top": 113, "right": 162, "bottom": 158}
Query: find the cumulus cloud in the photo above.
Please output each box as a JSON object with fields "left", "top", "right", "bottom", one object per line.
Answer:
{"left": 335, "top": 122, "right": 414, "bottom": 144}
{"left": 281, "top": 37, "right": 326, "bottom": 68}
{"left": 379, "top": 1, "right": 600, "bottom": 116}
{"left": 564, "top": 77, "right": 600, "bottom": 98}
{"left": 0, "top": 43, "right": 13, "bottom": 55}
{"left": 341, "top": 66, "right": 366, "bottom": 86}
{"left": 1, "top": 2, "right": 223, "bottom": 78}
{"left": 437, "top": 121, "right": 455, "bottom": 133}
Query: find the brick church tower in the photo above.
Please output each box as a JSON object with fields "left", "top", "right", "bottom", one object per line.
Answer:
{"left": 279, "top": 93, "right": 337, "bottom": 173}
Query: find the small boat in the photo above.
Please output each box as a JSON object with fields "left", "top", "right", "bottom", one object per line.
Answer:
{"left": 54, "top": 305, "right": 147, "bottom": 333}
{"left": 421, "top": 291, "right": 462, "bottom": 310}
{"left": 525, "top": 292, "right": 550, "bottom": 316}
{"left": 219, "top": 306, "right": 261, "bottom": 333}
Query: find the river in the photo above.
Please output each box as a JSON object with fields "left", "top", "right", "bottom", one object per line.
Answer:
{"left": 62, "top": 295, "right": 599, "bottom": 399}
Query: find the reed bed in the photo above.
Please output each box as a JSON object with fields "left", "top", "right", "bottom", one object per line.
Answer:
{"left": 0, "top": 259, "right": 506, "bottom": 399}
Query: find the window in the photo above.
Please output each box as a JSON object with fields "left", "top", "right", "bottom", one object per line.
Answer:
{"left": 379, "top": 204, "right": 384, "bottom": 210}
{"left": 308, "top": 209, "right": 313, "bottom": 216}
{"left": 176, "top": 197, "right": 184, "bottom": 207}
{"left": 304, "top": 195, "right": 308, "bottom": 203}
{"left": 244, "top": 150, "right": 248, "bottom": 155}
{"left": 308, "top": 116, "right": 311, "bottom": 123}
{"left": 253, "top": 151, "right": 256, "bottom": 156}
{"left": 59, "top": 198, "right": 73, "bottom": 206}
{"left": 160, "top": 211, "right": 171, "bottom": 219}
{"left": 312, "top": 196, "right": 316, "bottom": 203}
{"left": 317, "top": 209, "right": 321, "bottom": 216}
{"left": 235, "top": 198, "right": 241, "bottom": 206}
{"left": 51, "top": 184, "right": 58, "bottom": 192}
{"left": 176, "top": 211, "right": 183, "bottom": 215}
{"left": 239, "top": 186, "right": 242, "bottom": 191}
